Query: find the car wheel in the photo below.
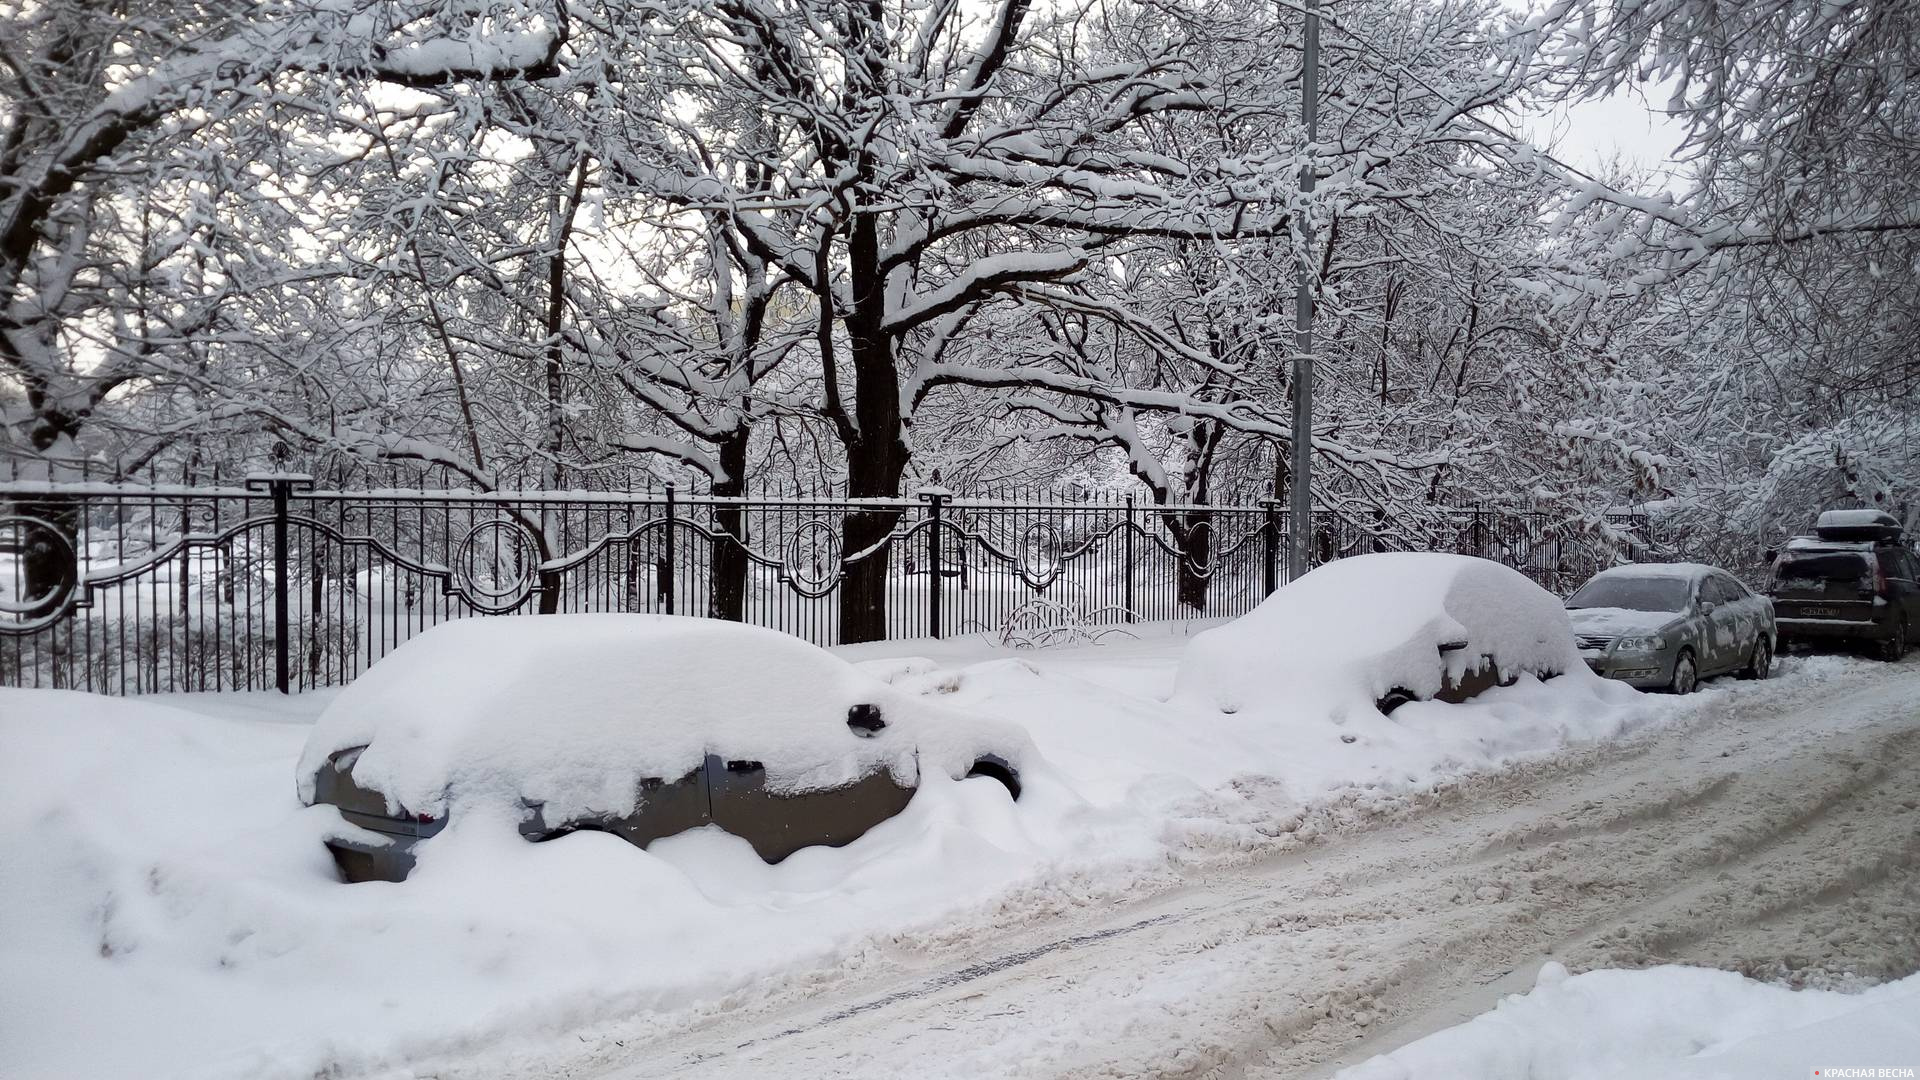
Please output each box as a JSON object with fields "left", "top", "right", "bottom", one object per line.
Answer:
{"left": 1880, "top": 618, "right": 1909, "bottom": 662}
{"left": 1739, "top": 636, "right": 1772, "bottom": 681}
{"left": 966, "top": 755, "right": 1021, "bottom": 800}
{"left": 1376, "top": 688, "right": 1417, "bottom": 715}
{"left": 1669, "top": 649, "right": 1699, "bottom": 694}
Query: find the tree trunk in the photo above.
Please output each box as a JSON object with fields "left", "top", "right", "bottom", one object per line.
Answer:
{"left": 708, "top": 434, "right": 750, "bottom": 622}
{"left": 1173, "top": 508, "right": 1213, "bottom": 612}
{"left": 834, "top": 205, "right": 910, "bottom": 644}
{"left": 838, "top": 461, "right": 908, "bottom": 643}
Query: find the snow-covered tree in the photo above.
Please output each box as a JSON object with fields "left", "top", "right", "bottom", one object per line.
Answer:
{"left": 0, "top": 0, "right": 567, "bottom": 466}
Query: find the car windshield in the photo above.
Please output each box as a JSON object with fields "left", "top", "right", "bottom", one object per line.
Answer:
{"left": 1774, "top": 552, "right": 1870, "bottom": 583}
{"left": 1566, "top": 575, "right": 1691, "bottom": 613}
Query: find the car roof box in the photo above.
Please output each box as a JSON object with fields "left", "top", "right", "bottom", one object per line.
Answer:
{"left": 1813, "top": 509, "right": 1903, "bottom": 541}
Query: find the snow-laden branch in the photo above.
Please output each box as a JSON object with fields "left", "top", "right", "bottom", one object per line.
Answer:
{"left": 918, "top": 361, "right": 1447, "bottom": 479}
{"left": 882, "top": 249, "right": 1084, "bottom": 334}
{"left": 597, "top": 432, "right": 724, "bottom": 481}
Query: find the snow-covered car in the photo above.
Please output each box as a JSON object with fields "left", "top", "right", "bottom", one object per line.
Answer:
{"left": 1769, "top": 509, "right": 1920, "bottom": 660}
{"left": 1566, "top": 563, "right": 1774, "bottom": 692}
{"left": 297, "top": 615, "right": 1029, "bottom": 883}
{"left": 1174, "top": 553, "right": 1577, "bottom": 717}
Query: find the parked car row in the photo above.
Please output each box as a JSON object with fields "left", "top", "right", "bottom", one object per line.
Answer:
{"left": 1565, "top": 509, "right": 1917, "bottom": 694}
{"left": 300, "top": 510, "right": 1911, "bottom": 884}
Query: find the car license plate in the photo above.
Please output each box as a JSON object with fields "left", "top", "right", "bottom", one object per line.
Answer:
{"left": 1800, "top": 606, "right": 1839, "bottom": 617}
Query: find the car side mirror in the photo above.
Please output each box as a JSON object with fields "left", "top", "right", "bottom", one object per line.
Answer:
{"left": 1699, "top": 600, "right": 1716, "bottom": 614}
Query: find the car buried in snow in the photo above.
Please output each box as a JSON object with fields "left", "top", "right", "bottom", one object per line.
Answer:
{"left": 1566, "top": 563, "right": 1775, "bottom": 693}
{"left": 1173, "top": 552, "right": 1580, "bottom": 718}
{"left": 298, "top": 615, "right": 1028, "bottom": 883}
{"left": 1770, "top": 509, "right": 1920, "bottom": 661}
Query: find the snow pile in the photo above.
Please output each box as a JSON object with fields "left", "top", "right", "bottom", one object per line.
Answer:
{"left": 1174, "top": 553, "right": 1594, "bottom": 717}
{"left": 0, "top": 686, "right": 1077, "bottom": 1080}
{"left": 0, "top": 609, "right": 1672, "bottom": 1080}
{"left": 1338, "top": 963, "right": 1920, "bottom": 1080}
{"left": 877, "top": 632, "right": 1651, "bottom": 862}
{"left": 296, "top": 615, "right": 1032, "bottom": 822}
{"left": 0, "top": 692, "right": 334, "bottom": 1079}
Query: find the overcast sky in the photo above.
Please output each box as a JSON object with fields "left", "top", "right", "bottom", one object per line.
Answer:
{"left": 1523, "top": 84, "right": 1692, "bottom": 190}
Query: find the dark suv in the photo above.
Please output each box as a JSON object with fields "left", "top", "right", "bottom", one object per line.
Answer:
{"left": 1770, "top": 510, "right": 1920, "bottom": 660}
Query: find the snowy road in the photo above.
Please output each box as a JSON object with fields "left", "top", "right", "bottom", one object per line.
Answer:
{"left": 461, "top": 658, "right": 1920, "bottom": 1080}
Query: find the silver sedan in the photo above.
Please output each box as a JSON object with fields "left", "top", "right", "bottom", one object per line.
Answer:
{"left": 1565, "top": 563, "right": 1776, "bottom": 693}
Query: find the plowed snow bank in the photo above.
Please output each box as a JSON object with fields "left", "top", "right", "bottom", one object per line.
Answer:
{"left": 1337, "top": 963, "right": 1920, "bottom": 1080}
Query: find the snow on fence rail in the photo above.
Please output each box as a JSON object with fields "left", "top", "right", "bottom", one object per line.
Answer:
{"left": 0, "top": 476, "right": 1651, "bottom": 695}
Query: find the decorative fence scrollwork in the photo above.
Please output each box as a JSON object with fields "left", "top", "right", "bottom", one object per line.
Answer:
{"left": 453, "top": 518, "right": 542, "bottom": 613}
{"left": 781, "top": 519, "right": 843, "bottom": 597}
{"left": 0, "top": 515, "right": 77, "bottom": 629}
{"left": 1016, "top": 521, "right": 1064, "bottom": 589}
{"left": 0, "top": 475, "right": 1653, "bottom": 697}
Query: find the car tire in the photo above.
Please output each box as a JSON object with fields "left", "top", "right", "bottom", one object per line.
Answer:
{"left": 1376, "top": 688, "right": 1417, "bottom": 715}
{"left": 966, "top": 755, "right": 1021, "bottom": 800}
{"left": 1880, "top": 618, "right": 1909, "bottom": 662}
{"left": 1669, "top": 649, "right": 1699, "bottom": 695}
{"left": 1739, "top": 636, "right": 1772, "bottom": 680}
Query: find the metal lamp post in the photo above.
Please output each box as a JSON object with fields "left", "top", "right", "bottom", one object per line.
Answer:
{"left": 1287, "top": 0, "right": 1320, "bottom": 581}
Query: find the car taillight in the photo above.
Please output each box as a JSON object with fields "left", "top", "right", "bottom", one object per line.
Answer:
{"left": 1876, "top": 559, "right": 1888, "bottom": 593}
{"left": 416, "top": 812, "right": 436, "bottom": 824}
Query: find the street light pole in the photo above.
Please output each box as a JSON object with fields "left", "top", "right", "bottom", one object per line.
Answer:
{"left": 1287, "top": 0, "right": 1320, "bottom": 581}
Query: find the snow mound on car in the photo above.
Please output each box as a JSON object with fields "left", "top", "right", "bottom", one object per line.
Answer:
{"left": 1814, "top": 508, "right": 1901, "bottom": 534}
{"left": 296, "top": 615, "right": 1031, "bottom": 822}
{"left": 1174, "top": 553, "right": 1590, "bottom": 716}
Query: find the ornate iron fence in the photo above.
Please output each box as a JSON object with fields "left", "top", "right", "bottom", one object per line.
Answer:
{"left": 0, "top": 474, "right": 1652, "bottom": 695}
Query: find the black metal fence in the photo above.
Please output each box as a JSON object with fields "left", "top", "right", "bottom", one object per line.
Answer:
{"left": 0, "top": 475, "right": 1651, "bottom": 695}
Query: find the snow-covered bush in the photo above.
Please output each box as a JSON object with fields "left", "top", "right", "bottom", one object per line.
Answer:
{"left": 978, "top": 597, "right": 1139, "bottom": 650}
